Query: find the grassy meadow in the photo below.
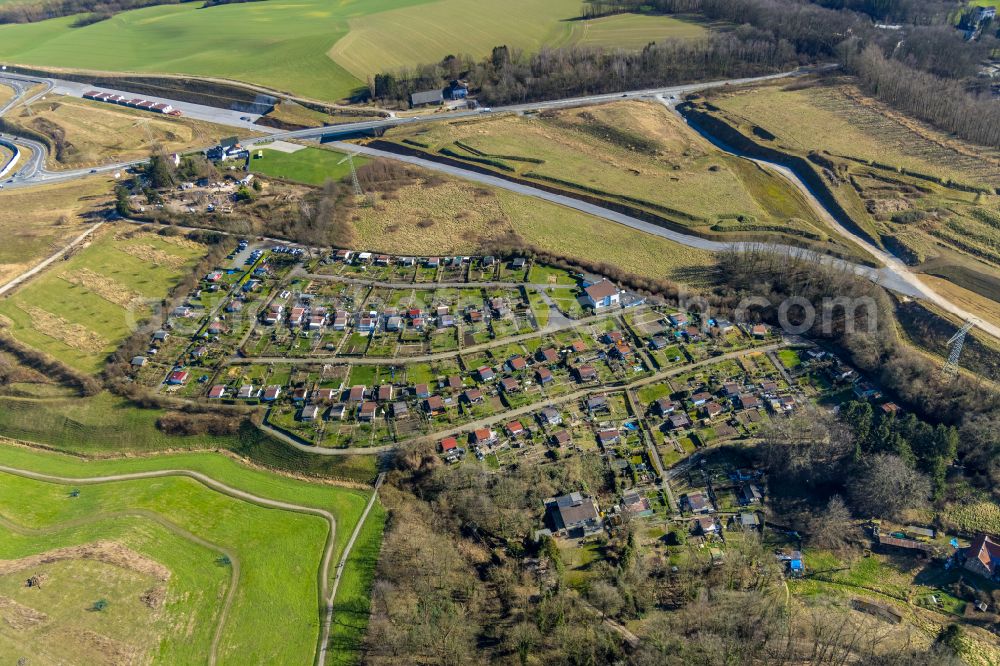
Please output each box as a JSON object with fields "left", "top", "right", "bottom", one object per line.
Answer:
{"left": 0, "top": 0, "right": 707, "bottom": 101}
{"left": 0, "top": 177, "right": 112, "bottom": 287}
{"left": 345, "top": 167, "right": 713, "bottom": 281}
{"left": 383, "top": 100, "right": 848, "bottom": 252}
{"left": 251, "top": 146, "right": 362, "bottom": 186}
{"left": 0, "top": 227, "right": 206, "bottom": 373}
{"left": 705, "top": 77, "right": 1000, "bottom": 307}
{"left": 0, "top": 442, "right": 375, "bottom": 664}
{"left": 8, "top": 95, "right": 260, "bottom": 169}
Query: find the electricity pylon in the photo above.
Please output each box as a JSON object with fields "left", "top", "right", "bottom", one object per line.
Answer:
{"left": 942, "top": 319, "right": 976, "bottom": 379}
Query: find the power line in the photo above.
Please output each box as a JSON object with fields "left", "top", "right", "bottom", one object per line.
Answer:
{"left": 942, "top": 319, "right": 976, "bottom": 379}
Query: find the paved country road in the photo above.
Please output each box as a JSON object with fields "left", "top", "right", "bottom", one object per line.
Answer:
{"left": 0, "top": 221, "right": 105, "bottom": 296}
{"left": 0, "top": 463, "right": 344, "bottom": 666}
{"left": 1, "top": 66, "right": 995, "bottom": 344}
{"left": 0, "top": 67, "right": 829, "bottom": 188}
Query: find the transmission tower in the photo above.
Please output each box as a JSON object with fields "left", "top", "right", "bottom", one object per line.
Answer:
{"left": 337, "top": 152, "right": 366, "bottom": 200}
{"left": 942, "top": 319, "right": 976, "bottom": 378}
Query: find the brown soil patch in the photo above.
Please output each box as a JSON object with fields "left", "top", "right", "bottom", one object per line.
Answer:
{"left": 21, "top": 305, "right": 108, "bottom": 353}
{"left": 139, "top": 586, "right": 166, "bottom": 610}
{"left": 116, "top": 243, "right": 187, "bottom": 269}
{"left": 0, "top": 595, "right": 48, "bottom": 630}
{"left": 0, "top": 541, "right": 171, "bottom": 582}
{"left": 75, "top": 628, "right": 142, "bottom": 666}
{"left": 59, "top": 268, "right": 145, "bottom": 309}
{"left": 117, "top": 230, "right": 204, "bottom": 253}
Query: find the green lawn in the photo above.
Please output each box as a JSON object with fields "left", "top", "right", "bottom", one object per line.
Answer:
{"left": 0, "top": 514, "right": 227, "bottom": 664}
{"left": 0, "top": 391, "right": 380, "bottom": 483}
{"left": 777, "top": 349, "right": 802, "bottom": 370}
{"left": 0, "top": 443, "right": 376, "bottom": 664}
{"left": 0, "top": 0, "right": 707, "bottom": 101}
{"left": 327, "top": 502, "right": 387, "bottom": 666}
{"left": 250, "top": 147, "right": 364, "bottom": 186}
{"left": 0, "top": 229, "right": 205, "bottom": 373}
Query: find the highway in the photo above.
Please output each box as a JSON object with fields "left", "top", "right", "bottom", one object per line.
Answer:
{"left": 0, "top": 65, "right": 997, "bottom": 343}
{"left": 0, "top": 66, "right": 832, "bottom": 189}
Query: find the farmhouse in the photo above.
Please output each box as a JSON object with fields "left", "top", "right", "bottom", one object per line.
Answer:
{"left": 582, "top": 279, "right": 620, "bottom": 310}
{"left": 544, "top": 492, "right": 602, "bottom": 537}
{"left": 410, "top": 89, "right": 444, "bottom": 107}
{"left": 962, "top": 534, "right": 1000, "bottom": 579}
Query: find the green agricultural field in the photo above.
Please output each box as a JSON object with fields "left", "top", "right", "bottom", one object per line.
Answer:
{"left": 0, "top": 443, "right": 377, "bottom": 664}
{"left": 0, "top": 0, "right": 707, "bottom": 101}
{"left": 0, "top": 228, "right": 205, "bottom": 373}
{"left": 328, "top": 0, "right": 706, "bottom": 82}
{"left": 250, "top": 147, "right": 363, "bottom": 186}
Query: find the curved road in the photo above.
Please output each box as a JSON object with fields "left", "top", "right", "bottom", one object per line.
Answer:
{"left": 0, "top": 66, "right": 995, "bottom": 343}
{"left": 661, "top": 95, "right": 1000, "bottom": 341}
{"left": 0, "top": 463, "right": 345, "bottom": 666}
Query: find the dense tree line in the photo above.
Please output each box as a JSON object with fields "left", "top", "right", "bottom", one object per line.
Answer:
{"left": 373, "top": 0, "right": 999, "bottom": 148}
{"left": 0, "top": 0, "right": 261, "bottom": 23}
{"left": 372, "top": 31, "right": 798, "bottom": 106}
{"left": 843, "top": 42, "right": 1000, "bottom": 148}
{"left": 716, "top": 247, "right": 1000, "bottom": 496}
{"left": 0, "top": 0, "right": 181, "bottom": 23}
